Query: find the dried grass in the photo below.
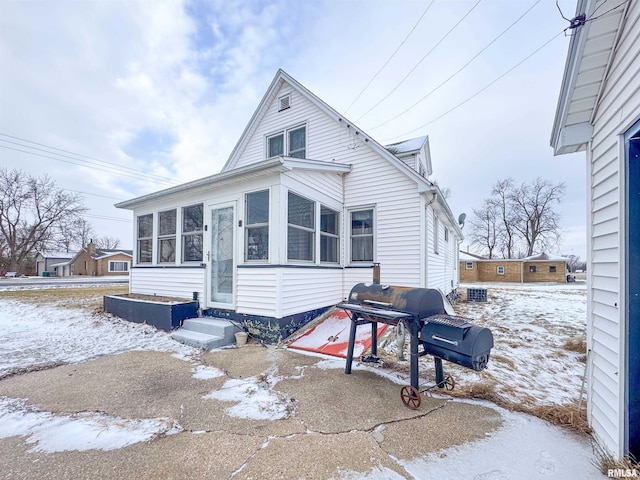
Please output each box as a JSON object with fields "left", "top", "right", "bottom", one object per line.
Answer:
{"left": 593, "top": 442, "right": 639, "bottom": 475}
{"left": 563, "top": 336, "right": 587, "bottom": 354}
{"left": 448, "top": 380, "right": 592, "bottom": 434}
{"left": 0, "top": 286, "right": 128, "bottom": 309}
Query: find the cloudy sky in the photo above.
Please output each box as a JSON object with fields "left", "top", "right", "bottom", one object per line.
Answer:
{"left": 0, "top": 0, "right": 587, "bottom": 257}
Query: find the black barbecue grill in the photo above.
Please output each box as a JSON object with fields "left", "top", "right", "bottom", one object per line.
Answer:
{"left": 338, "top": 283, "right": 494, "bottom": 409}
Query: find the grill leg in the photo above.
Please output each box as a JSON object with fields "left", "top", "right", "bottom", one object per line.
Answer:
{"left": 434, "top": 357, "right": 444, "bottom": 387}
{"left": 410, "top": 322, "right": 419, "bottom": 390}
{"left": 371, "top": 321, "right": 377, "bottom": 356}
{"left": 345, "top": 316, "right": 358, "bottom": 375}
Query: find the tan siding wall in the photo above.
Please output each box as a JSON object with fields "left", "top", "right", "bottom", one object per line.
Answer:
{"left": 459, "top": 261, "right": 567, "bottom": 283}
{"left": 587, "top": 0, "right": 640, "bottom": 456}
{"left": 96, "top": 254, "right": 131, "bottom": 276}
{"left": 71, "top": 250, "right": 94, "bottom": 276}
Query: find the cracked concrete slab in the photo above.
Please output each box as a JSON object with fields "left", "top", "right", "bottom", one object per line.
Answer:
{"left": 236, "top": 430, "right": 407, "bottom": 479}
{"left": 0, "top": 429, "right": 263, "bottom": 480}
{"left": 0, "top": 347, "right": 506, "bottom": 479}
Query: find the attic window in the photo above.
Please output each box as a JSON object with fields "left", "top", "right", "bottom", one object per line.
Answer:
{"left": 279, "top": 95, "right": 291, "bottom": 111}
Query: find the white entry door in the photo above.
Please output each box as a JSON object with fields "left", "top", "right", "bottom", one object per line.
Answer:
{"left": 209, "top": 204, "right": 235, "bottom": 307}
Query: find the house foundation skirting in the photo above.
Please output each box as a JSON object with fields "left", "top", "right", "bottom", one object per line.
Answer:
{"left": 204, "top": 305, "right": 332, "bottom": 344}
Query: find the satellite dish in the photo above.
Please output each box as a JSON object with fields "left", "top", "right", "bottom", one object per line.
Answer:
{"left": 458, "top": 213, "right": 466, "bottom": 226}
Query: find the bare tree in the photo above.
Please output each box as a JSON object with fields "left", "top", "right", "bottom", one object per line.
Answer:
{"left": 491, "top": 178, "right": 519, "bottom": 259}
{"left": 0, "top": 168, "right": 87, "bottom": 273}
{"left": 469, "top": 200, "right": 499, "bottom": 258}
{"left": 54, "top": 217, "right": 94, "bottom": 253}
{"left": 95, "top": 236, "right": 121, "bottom": 249}
{"left": 510, "top": 178, "right": 565, "bottom": 257}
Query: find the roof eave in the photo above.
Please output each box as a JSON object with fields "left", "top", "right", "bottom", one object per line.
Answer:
{"left": 551, "top": 0, "right": 593, "bottom": 155}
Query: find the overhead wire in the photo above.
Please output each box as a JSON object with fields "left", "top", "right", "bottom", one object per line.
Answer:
{"left": 382, "top": 29, "right": 565, "bottom": 143}
{"left": 0, "top": 132, "right": 179, "bottom": 185}
{"left": 368, "top": 0, "right": 541, "bottom": 131}
{"left": 0, "top": 145, "right": 178, "bottom": 186}
{"left": 354, "top": 0, "right": 483, "bottom": 122}
{"left": 344, "top": 0, "right": 436, "bottom": 114}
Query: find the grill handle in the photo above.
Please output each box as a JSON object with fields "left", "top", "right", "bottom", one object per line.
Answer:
{"left": 363, "top": 299, "right": 394, "bottom": 308}
{"left": 432, "top": 335, "right": 459, "bottom": 347}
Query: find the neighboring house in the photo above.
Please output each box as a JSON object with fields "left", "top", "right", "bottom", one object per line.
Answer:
{"left": 460, "top": 251, "right": 568, "bottom": 283}
{"left": 116, "top": 69, "right": 464, "bottom": 341}
{"left": 551, "top": 0, "right": 639, "bottom": 460}
{"left": 34, "top": 251, "right": 74, "bottom": 276}
{"left": 64, "top": 241, "right": 132, "bottom": 276}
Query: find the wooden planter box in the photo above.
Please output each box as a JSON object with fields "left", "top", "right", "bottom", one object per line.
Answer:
{"left": 104, "top": 295, "right": 198, "bottom": 331}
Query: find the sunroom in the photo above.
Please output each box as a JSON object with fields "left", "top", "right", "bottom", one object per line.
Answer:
{"left": 116, "top": 156, "right": 354, "bottom": 332}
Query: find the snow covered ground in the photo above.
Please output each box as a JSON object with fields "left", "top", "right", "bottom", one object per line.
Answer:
{"left": 0, "top": 283, "right": 605, "bottom": 478}
{"left": 376, "top": 282, "right": 588, "bottom": 409}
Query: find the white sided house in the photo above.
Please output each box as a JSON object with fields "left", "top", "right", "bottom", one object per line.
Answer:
{"left": 551, "top": 0, "right": 639, "bottom": 461}
{"left": 116, "top": 70, "right": 463, "bottom": 342}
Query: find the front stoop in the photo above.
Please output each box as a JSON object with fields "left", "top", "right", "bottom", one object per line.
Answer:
{"left": 171, "top": 318, "right": 236, "bottom": 350}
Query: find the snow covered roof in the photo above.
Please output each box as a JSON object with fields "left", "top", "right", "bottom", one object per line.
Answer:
{"left": 521, "top": 252, "right": 568, "bottom": 262}
{"left": 384, "top": 136, "right": 428, "bottom": 155}
{"left": 94, "top": 250, "right": 133, "bottom": 260}
{"left": 37, "top": 251, "right": 74, "bottom": 260}
{"left": 459, "top": 251, "right": 487, "bottom": 261}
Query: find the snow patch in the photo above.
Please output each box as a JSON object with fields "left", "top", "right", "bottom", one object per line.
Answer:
{"left": 0, "top": 397, "right": 181, "bottom": 453}
{"left": 203, "top": 375, "right": 296, "bottom": 420}
{"left": 191, "top": 365, "right": 225, "bottom": 379}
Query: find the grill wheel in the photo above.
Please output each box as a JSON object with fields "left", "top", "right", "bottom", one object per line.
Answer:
{"left": 400, "top": 385, "right": 421, "bottom": 409}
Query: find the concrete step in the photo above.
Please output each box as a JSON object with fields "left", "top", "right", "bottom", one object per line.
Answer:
{"left": 182, "top": 318, "right": 235, "bottom": 342}
{"left": 171, "top": 329, "right": 229, "bottom": 350}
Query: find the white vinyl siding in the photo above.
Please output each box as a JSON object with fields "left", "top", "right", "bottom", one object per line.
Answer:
{"left": 236, "top": 268, "right": 278, "bottom": 316}
{"left": 280, "top": 268, "right": 343, "bottom": 317}
{"left": 130, "top": 267, "right": 205, "bottom": 300}
{"left": 586, "top": 0, "right": 640, "bottom": 457}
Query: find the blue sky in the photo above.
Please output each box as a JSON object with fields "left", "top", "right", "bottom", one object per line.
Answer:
{"left": 0, "top": 0, "right": 587, "bottom": 257}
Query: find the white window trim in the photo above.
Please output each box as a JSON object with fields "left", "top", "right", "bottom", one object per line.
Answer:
{"left": 181, "top": 203, "right": 204, "bottom": 263}
{"left": 466, "top": 262, "right": 474, "bottom": 270}
{"left": 348, "top": 206, "right": 376, "bottom": 265}
{"left": 244, "top": 189, "right": 270, "bottom": 263}
{"left": 320, "top": 205, "right": 340, "bottom": 264}
{"left": 158, "top": 209, "right": 177, "bottom": 264}
{"left": 136, "top": 213, "right": 153, "bottom": 264}
{"left": 287, "top": 191, "right": 315, "bottom": 263}
{"left": 497, "top": 266, "right": 505, "bottom": 275}
{"left": 265, "top": 123, "right": 307, "bottom": 159}
{"left": 108, "top": 260, "right": 130, "bottom": 272}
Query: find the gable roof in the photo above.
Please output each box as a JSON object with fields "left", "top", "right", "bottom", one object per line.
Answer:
{"left": 222, "top": 70, "right": 435, "bottom": 192}
{"left": 551, "top": 0, "right": 629, "bottom": 155}
{"left": 95, "top": 250, "right": 133, "bottom": 259}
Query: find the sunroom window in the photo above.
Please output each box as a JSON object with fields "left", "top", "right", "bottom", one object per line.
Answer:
{"left": 350, "top": 209, "right": 374, "bottom": 262}
{"left": 288, "top": 192, "right": 314, "bottom": 261}
{"left": 245, "top": 190, "right": 269, "bottom": 261}
{"left": 158, "top": 209, "right": 176, "bottom": 263}
{"left": 321, "top": 206, "right": 339, "bottom": 263}
{"left": 137, "top": 214, "right": 153, "bottom": 264}
{"left": 182, "top": 204, "right": 203, "bottom": 262}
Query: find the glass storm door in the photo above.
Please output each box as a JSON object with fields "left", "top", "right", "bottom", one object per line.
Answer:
{"left": 210, "top": 205, "right": 234, "bottom": 306}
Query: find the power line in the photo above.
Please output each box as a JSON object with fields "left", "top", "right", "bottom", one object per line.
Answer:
{"left": 368, "top": 0, "right": 541, "bottom": 131}
{"left": 85, "top": 213, "right": 132, "bottom": 223}
{"left": 63, "top": 188, "right": 123, "bottom": 201}
{"left": 0, "top": 145, "right": 177, "bottom": 186}
{"left": 354, "top": 0, "right": 483, "bottom": 122}
{"left": 0, "top": 132, "right": 179, "bottom": 184}
{"left": 383, "top": 29, "right": 564, "bottom": 142}
{"left": 344, "top": 0, "right": 436, "bottom": 114}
